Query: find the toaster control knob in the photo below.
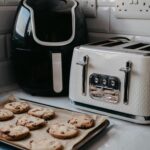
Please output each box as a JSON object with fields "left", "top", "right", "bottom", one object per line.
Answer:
{"left": 102, "top": 79, "right": 107, "bottom": 85}
{"left": 108, "top": 77, "right": 120, "bottom": 89}
{"left": 94, "top": 77, "right": 99, "bottom": 84}
{"left": 111, "top": 80, "right": 115, "bottom": 87}
{"left": 101, "top": 77, "right": 108, "bottom": 86}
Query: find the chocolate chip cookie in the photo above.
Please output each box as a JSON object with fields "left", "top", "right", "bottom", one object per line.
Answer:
{"left": 47, "top": 123, "right": 79, "bottom": 139}
{"left": 30, "top": 139, "right": 63, "bottom": 150}
{"left": 0, "top": 109, "right": 14, "bottom": 121}
{"left": 28, "top": 107, "right": 55, "bottom": 120}
{"left": 68, "top": 115, "right": 95, "bottom": 129}
{"left": 4, "top": 102, "right": 30, "bottom": 114}
{"left": 7, "top": 95, "right": 18, "bottom": 101}
{"left": 0, "top": 125, "right": 30, "bottom": 141}
{"left": 16, "top": 115, "right": 46, "bottom": 130}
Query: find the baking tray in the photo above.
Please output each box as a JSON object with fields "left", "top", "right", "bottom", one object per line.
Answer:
{"left": 0, "top": 95, "right": 110, "bottom": 150}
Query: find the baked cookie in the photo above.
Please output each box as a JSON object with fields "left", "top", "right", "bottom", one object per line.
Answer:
{"left": 30, "top": 139, "right": 63, "bottom": 150}
{"left": 4, "top": 101, "right": 30, "bottom": 114}
{"left": 0, "top": 125, "right": 30, "bottom": 141}
{"left": 0, "top": 109, "right": 14, "bottom": 121}
{"left": 16, "top": 115, "right": 46, "bottom": 130}
{"left": 47, "top": 123, "right": 79, "bottom": 139}
{"left": 28, "top": 107, "right": 55, "bottom": 120}
{"left": 7, "top": 95, "right": 18, "bottom": 101}
{"left": 68, "top": 114, "right": 95, "bottom": 129}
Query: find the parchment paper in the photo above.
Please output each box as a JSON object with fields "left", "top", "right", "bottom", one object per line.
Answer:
{"left": 0, "top": 95, "right": 108, "bottom": 150}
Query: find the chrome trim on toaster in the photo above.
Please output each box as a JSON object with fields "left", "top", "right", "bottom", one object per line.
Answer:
{"left": 89, "top": 87, "right": 120, "bottom": 104}
{"left": 120, "top": 61, "right": 132, "bottom": 105}
{"left": 89, "top": 74, "right": 121, "bottom": 104}
{"left": 76, "top": 55, "right": 89, "bottom": 96}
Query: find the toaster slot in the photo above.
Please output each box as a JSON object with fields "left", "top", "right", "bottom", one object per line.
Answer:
{"left": 144, "top": 116, "right": 150, "bottom": 121}
{"left": 140, "top": 46, "right": 150, "bottom": 51}
{"left": 125, "top": 43, "right": 148, "bottom": 49}
{"left": 102, "top": 41, "right": 127, "bottom": 47}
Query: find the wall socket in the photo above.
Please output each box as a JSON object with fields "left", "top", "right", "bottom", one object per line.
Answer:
{"left": 115, "top": 0, "right": 150, "bottom": 19}
{"left": 78, "top": 0, "right": 97, "bottom": 18}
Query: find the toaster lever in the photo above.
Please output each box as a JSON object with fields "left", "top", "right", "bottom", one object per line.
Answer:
{"left": 119, "top": 61, "right": 132, "bottom": 105}
{"left": 76, "top": 55, "right": 89, "bottom": 96}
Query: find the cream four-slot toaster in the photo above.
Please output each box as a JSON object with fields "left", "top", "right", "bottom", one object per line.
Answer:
{"left": 69, "top": 38, "right": 150, "bottom": 124}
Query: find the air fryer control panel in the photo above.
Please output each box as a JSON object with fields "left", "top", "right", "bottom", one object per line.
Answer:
{"left": 89, "top": 74, "right": 121, "bottom": 104}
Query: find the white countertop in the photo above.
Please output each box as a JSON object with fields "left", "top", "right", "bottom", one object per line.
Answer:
{"left": 1, "top": 91, "right": 150, "bottom": 150}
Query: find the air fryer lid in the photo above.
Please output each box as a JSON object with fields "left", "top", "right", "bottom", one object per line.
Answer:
{"left": 24, "top": 0, "right": 77, "bottom": 46}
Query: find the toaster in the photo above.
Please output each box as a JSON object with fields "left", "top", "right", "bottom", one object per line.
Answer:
{"left": 69, "top": 38, "right": 150, "bottom": 124}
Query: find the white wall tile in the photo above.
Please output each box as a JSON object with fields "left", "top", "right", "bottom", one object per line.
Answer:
{"left": 0, "top": 35, "right": 6, "bottom": 61}
{"left": 0, "top": 61, "right": 15, "bottom": 87}
{"left": 97, "top": 0, "right": 115, "bottom": 6}
{"left": 5, "top": 0, "right": 20, "bottom": 6}
{"left": 6, "top": 34, "right": 11, "bottom": 58}
{"left": 86, "top": 7, "right": 110, "bottom": 33}
{"left": 0, "top": 5, "right": 17, "bottom": 88}
{"left": 0, "top": 0, "right": 4, "bottom": 5}
{"left": 110, "top": 7, "right": 150, "bottom": 36}
{"left": 0, "top": 6, "right": 17, "bottom": 34}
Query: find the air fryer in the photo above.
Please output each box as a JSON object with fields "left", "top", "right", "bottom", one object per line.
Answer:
{"left": 12, "top": 0, "right": 87, "bottom": 96}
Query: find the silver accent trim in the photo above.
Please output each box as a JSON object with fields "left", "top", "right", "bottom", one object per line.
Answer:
{"left": 23, "top": 0, "right": 77, "bottom": 46}
{"left": 120, "top": 61, "right": 132, "bottom": 105}
{"left": 76, "top": 55, "right": 89, "bottom": 96}
{"left": 89, "top": 86, "right": 120, "bottom": 104}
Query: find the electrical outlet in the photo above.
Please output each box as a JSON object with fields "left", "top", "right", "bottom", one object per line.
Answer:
{"left": 115, "top": 0, "right": 150, "bottom": 19}
{"left": 79, "top": 0, "right": 97, "bottom": 18}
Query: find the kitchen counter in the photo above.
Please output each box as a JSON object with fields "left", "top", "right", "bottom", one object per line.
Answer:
{"left": 0, "top": 91, "right": 150, "bottom": 150}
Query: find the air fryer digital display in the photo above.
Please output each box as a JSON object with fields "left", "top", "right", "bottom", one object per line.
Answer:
{"left": 89, "top": 74, "right": 121, "bottom": 104}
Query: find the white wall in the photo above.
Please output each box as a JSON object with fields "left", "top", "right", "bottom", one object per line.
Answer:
{"left": 87, "top": 0, "right": 150, "bottom": 42}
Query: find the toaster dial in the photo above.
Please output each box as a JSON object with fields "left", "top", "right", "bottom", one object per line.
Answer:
{"left": 89, "top": 74, "right": 121, "bottom": 104}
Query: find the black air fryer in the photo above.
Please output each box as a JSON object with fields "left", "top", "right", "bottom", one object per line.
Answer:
{"left": 12, "top": 0, "right": 87, "bottom": 96}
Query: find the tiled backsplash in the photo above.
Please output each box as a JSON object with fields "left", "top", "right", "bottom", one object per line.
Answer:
{"left": 87, "top": 0, "right": 150, "bottom": 42}
{"left": 0, "top": 0, "right": 20, "bottom": 6}
{"left": 0, "top": 0, "right": 19, "bottom": 88}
